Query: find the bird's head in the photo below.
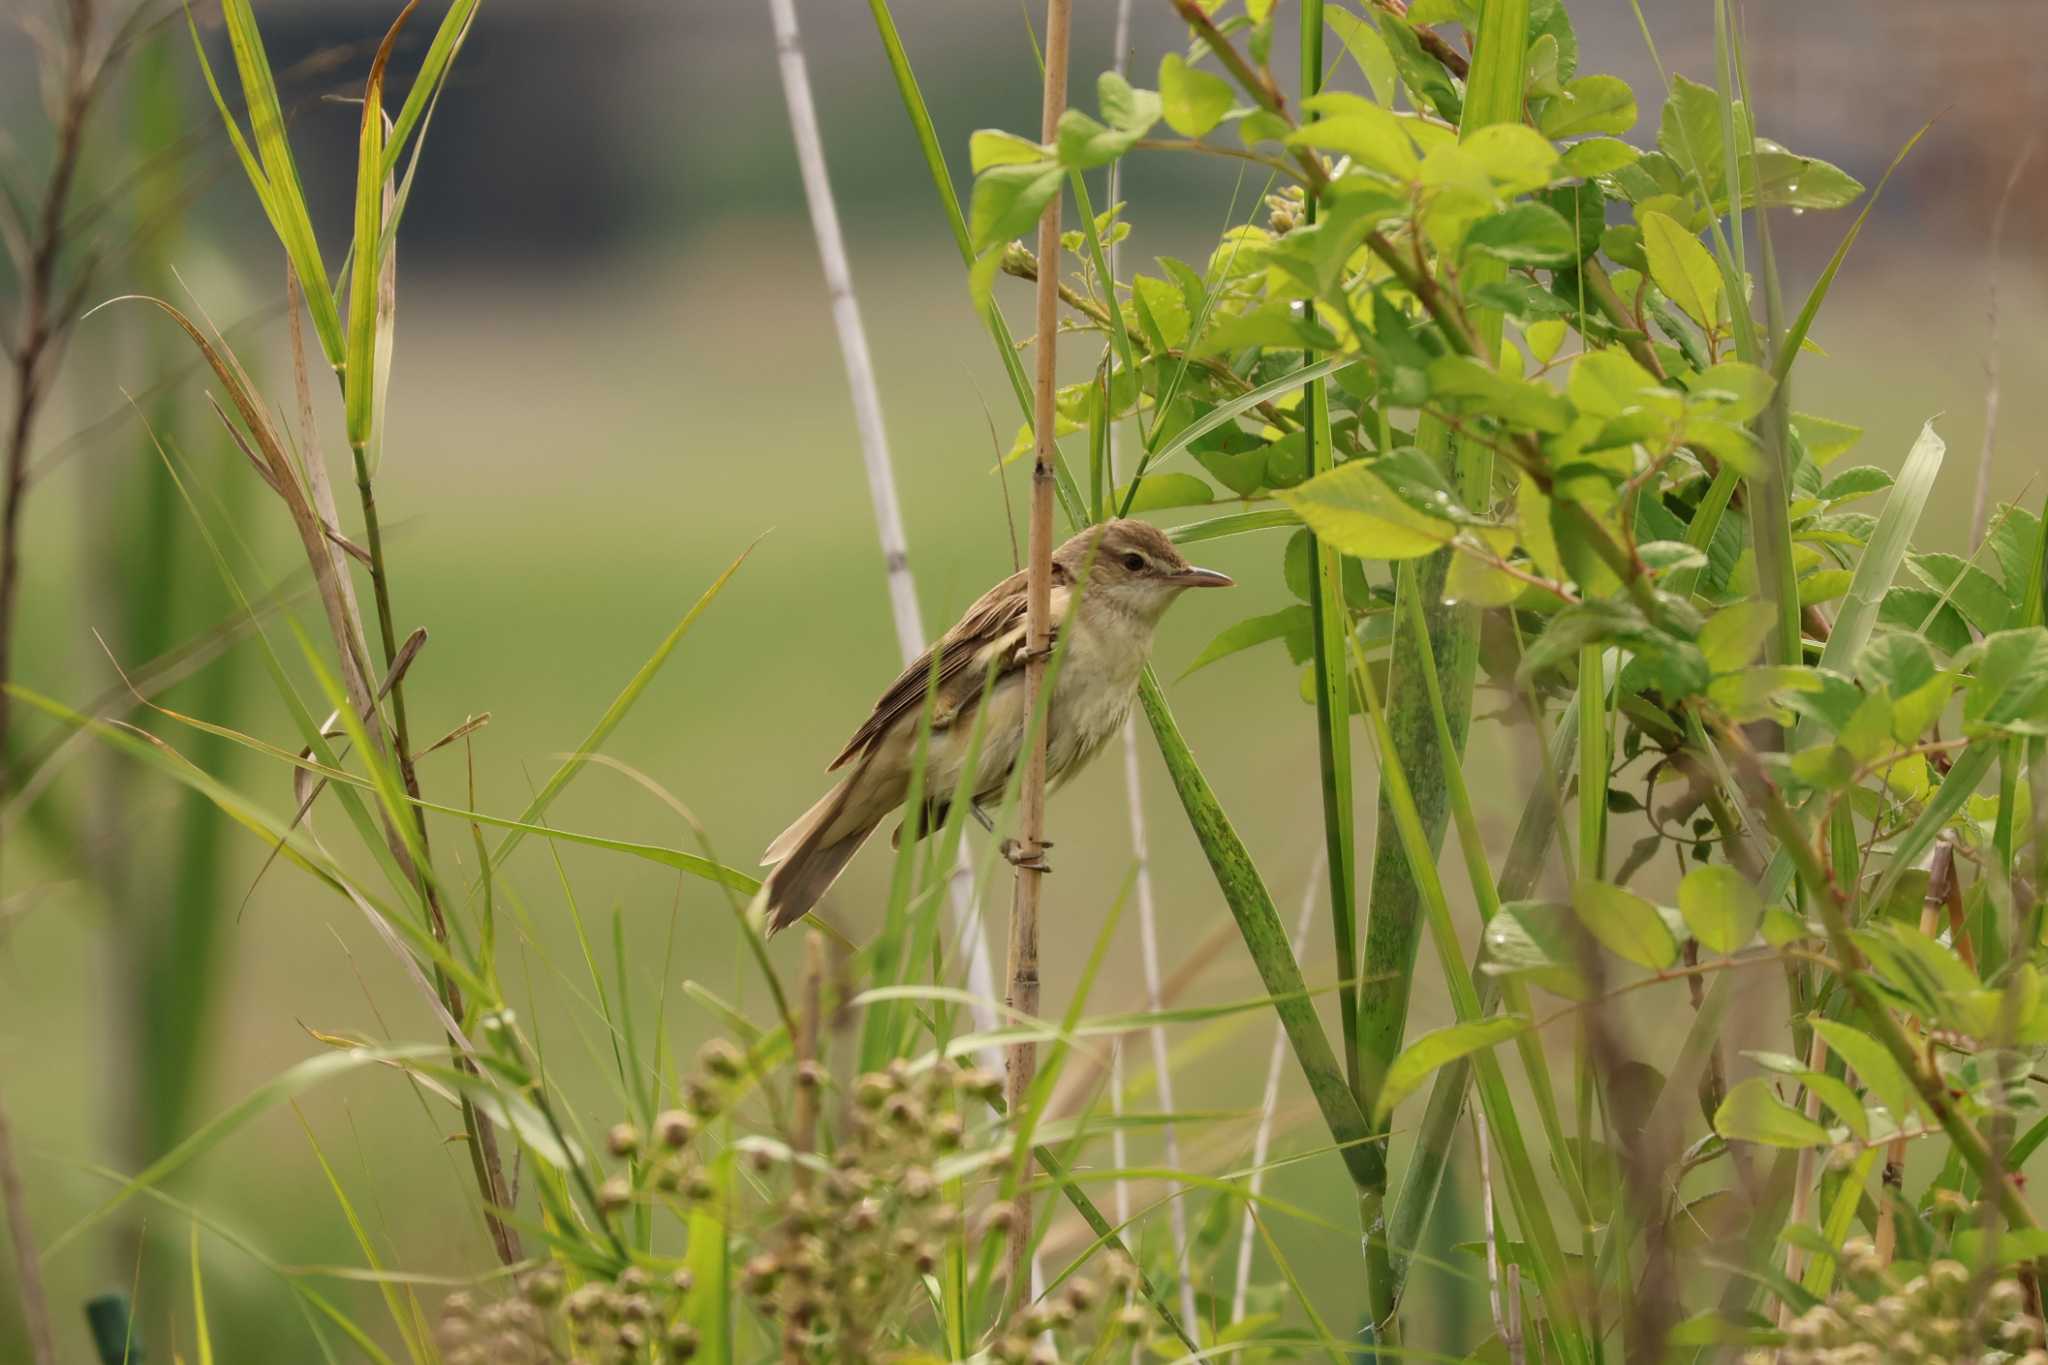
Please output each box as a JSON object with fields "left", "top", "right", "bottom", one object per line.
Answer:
{"left": 1054, "top": 518, "right": 1234, "bottom": 622}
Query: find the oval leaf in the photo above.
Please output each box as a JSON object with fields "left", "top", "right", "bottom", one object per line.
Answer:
{"left": 1374, "top": 1016, "right": 1530, "bottom": 1124}
{"left": 1573, "top": 878, "right": 1679, "bottom": 970}
{"left": 1713, "top": 1076, "right": 1832, "bottom": 1149}
{"left": 1678, "top": 864, "right": 1765, "bottom": 954}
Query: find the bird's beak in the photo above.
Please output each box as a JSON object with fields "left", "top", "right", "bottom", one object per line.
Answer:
{"left": 1173, "top": 566, "right": 1235, "bottom": 589}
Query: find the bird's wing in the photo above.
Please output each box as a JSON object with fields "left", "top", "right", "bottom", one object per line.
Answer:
{"left": 827, "top": 566, "right": 1066, "bottom": 772}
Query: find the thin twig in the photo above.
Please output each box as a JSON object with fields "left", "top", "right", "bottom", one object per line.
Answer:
{"left": 1970, "top": 135, "right": 2036, "bottom": 548}
{"left": 765, "top": 0, "right": 1004, "bottom": 1072}
{"left": 0, "top": 1089, "right": 55, "bottom": 1365}
{"left": 1007, "top": 0, "right": 1071, "bottom": 1309}
{"left": 0, "top": 5, "right": 102, "bottom": 1357}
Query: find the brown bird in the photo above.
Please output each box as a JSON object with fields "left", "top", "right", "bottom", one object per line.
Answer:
{"left": 755, "top": 519, "right": 1233, "bottom": 934}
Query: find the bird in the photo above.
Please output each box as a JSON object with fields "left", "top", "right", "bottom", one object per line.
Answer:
{"left": 754, "top": 518, "right": 1233, "bottom": 934}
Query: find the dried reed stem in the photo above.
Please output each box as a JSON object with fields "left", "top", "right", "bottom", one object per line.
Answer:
{"left": 1006, "top": 0, "right": 1071, "bottom": 1307}
{"left": 766, "top": 0, "right": 1002, "bottom": 1059}
{"left": 0, "top": 1089, "right": 55, "bottom": 1365}
{"left": 1231, "top": 853, "right": 1324, "bottom": 1323}
{"left": 1779, "top": 1030, "right": 1830, "bottom": 1324}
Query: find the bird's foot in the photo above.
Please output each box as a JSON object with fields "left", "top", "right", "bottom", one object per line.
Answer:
{"left": 999, "top": 838, "right": 1053, "bottom": 873}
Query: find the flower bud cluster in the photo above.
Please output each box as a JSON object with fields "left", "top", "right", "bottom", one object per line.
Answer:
{"left": 1743, "top": 1249, "right": 2045, "bottom": 1365}
{"left": 987, "top": 1256, "right": 1149, "bottom": 1363}
{"left": 742, "top": 1057, "right": 994, "bottom": 1357}
{"left": 437, "top": 1261, "right": 701, "bottom": 1364}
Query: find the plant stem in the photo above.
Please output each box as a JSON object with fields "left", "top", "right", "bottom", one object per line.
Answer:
{"left": 349, "top": 437, "right": 519, "bottom": 1266}
{"left": 1006, "top": 0, "right": 1070, "bottom": 1309}
{"left": 767, "top": 0, "right": 1003, "bottom": 1070}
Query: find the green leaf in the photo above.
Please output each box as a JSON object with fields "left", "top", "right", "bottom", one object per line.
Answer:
{"left": 1536, "top": 74, "right": 1637, "bottom": 139}
{"left": 1115, "top": 471, "right": 1213, "bottom": 514}
{"left": 1567, "top": 347, "right": 1668, "bottom": 421}
{"left": 1430, "top": 355, "right": 1575, "bottom": 433}
{"left": 1462, "top": 121, "right": 1561, "bottom": 194}
{"left": 1687, "top": 360, "right": 1775, "bottom": 424}
{"left": 1806, "top": 1020, "right": 1915, "bottom": 1125}
{"left": 1963, "top": 628, "right": 2048, "bottom": 734}
{"left": 1819, "top": 465, "right": 1894, "bottom": 505}
{"left": 1743, "top": 1053, "right": 1869, "bottom": 1142}
{"left": 1323, "top": 6, "right": 1398, "bottom": 106}
{"left": 1374, "top": 1016, "right": 1531, "bottom": 1124}
{"left": 1907, "top": 552, "right": 2013, "bottom": 638}
{"left": 969, "top": 162, "right": 1064, "bottom": 251}
{"left": 1182, "top": 606, "right": 1315, "bottom": 678}
{"left": 970, "top": 128, "right": 1047, "bottom": 171}
{"left": 1640, "top": 209, "right": 1722, "bottom": 330}
{"left": 1275, "top": 460, "right": 1456, "bottom": 560}
{"left": 1159, "top": 53, "right": 1234, "bottom": 138}
{"left": 1464, "top": 202, "right": 1579, "bottom": 266}
{"left": 1573, "top": 878, "right": 1679, "bottom": 970}
{"left": 1678, "top": 864, "right": 1763, "bottom": 953}
{"left": 1482, "top": 900, "right": 1590, "bottom": 1000}
{"left": 1098, "top": 70, "right": 1162, "bottom": 133}
{"left": 1290, "top": 93, "right": 1419, "bottom": 179}
{"left": 1558, "top": 137, "right": 1638, "bottom": 179}
{"left": 1695, "top": 601, "right": 1777, "bottom": 679}
{"left": 1713, "top": 1076, "right": 1831, "bottom": 1148}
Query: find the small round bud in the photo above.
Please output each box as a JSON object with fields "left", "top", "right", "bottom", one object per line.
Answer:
{"left": 598, "top": 1176, "right": 633, "bottom": 1214}
{"left": 741, "top": 1253, "right": 781, "bottom": 1296}
{"left": 1063, "top": 1276, "right": 1098, "bottom": 1313}
{"left": 616, "top": 1266, "right": 650, "bottom": 1295}
{"left": 698, "top": 1039, "right": 743, "bottom": 1079}
{"left": 902, "top": 1166, "right": 937, "bottom": 1203}
{"left": 521, "top": 1265, "right": 564, "bottom": 1307}
{"left": 616, "top": 1321, "right": 646, "bottom": 1351}
{"left": 666, "top": 1322, "right": 700, "bottom": 1360}
{"left": 981, "top": 1201, "right": 1018, "bottom": 1235}
{"left": 655, "top": 1109, "right": 697, "bottom": 1149}
{"left": 1115, "top": 1303, "right": 1149, "bottom": 1337}
{"left": 669, "top": 1268, "right": 695, "bottom": 1295}
{"left": 795, "top": 1060, "right": 825, "bottom": 1090}
{"left": 608, "top": 1123, "right": 641, "bottom": 1157}
{"left": 855, "top": 1074, "right": 891, "bottom": 1110}
{"left": 930, "top": 1113, "right": 965, "bottom": 1150}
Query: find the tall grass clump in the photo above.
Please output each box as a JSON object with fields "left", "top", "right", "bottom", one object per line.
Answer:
{"left": 5, "top": 0, "right": 2046, "bottom": 1359}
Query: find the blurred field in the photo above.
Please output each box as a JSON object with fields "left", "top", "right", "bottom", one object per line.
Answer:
{"left": 3, "top": 0, "right": 2046, "bottom": 1357}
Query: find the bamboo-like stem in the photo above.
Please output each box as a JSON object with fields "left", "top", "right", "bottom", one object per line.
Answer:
{"left": 1232, "top": 853, "right": 1324, "bottom": 1324}
{"left": 1778, "top": 1031, "right": 1829, "bottom": 1324}
{"left": 766, "top": 0, "right": 1003, "bottom": 1064}
{"left": 1006, "top": 0, "right": 1070, "bottom": 1308}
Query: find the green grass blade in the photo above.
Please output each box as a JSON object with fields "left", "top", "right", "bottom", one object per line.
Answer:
{"left": 1135, "top": 671, "right": 1380, "bottom": 1191}
{"left": 382, "top": 0, "right": 480, "bottom": 178}
{"left": 1776, "top": 119, "right": 1933, "bottom": 384}
{"left": 489, "top": 539, "right": 755, "bottom": 870}
{"left": 203, "top": 0, "right": 345, "bottom": 362}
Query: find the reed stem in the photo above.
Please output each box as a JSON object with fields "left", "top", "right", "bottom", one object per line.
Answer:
{"left": 1005, "top": 0, "right": 1071, "bottom": 1308}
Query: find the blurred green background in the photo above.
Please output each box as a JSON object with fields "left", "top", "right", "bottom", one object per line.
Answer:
{"left": 2, "top": 0, "right": 2044, "bottom": 1357}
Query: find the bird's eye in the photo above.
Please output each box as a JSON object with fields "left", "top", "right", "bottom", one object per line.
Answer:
{"left": 1122, "top": 553, "right": 1146, "bottom": 572}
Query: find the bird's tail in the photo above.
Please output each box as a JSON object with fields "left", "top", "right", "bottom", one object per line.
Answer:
{"left": 754, "top": 774, "right": 882, "bottom": 935}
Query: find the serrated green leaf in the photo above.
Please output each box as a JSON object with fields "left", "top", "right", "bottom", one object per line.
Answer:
{"left": 1275, "top": 461, "right": 1455, "bottom": 560}
{"left": 1464, "top": 202, "right": 1579, "bottom": 266}
{"left": 1536, "top": 73, "right": 1637, "bottom": 139}
{"left": 1640, "top": 209, "right": 1722, "bottom": 330}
